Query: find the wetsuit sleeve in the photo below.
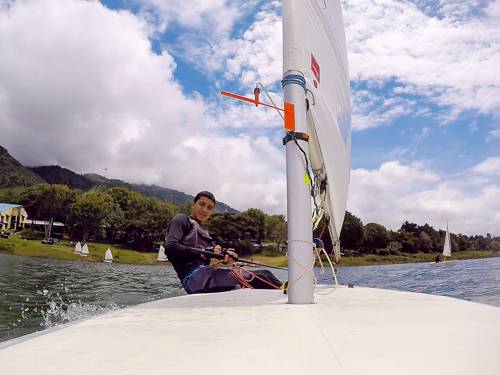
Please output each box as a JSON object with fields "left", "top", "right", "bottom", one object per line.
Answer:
{"left": 165, "top": 214, "right": 199, "bottom": 261}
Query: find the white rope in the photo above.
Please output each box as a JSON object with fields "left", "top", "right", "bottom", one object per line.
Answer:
{"left": 287, "top": 238, "right": 315, "bottom": 246}
{"left": 285, "top": 250, "right": 316, "bottom": 291}
{"left": 321, "top": 248, "right": 338, "bottom": 286}
{"left": 313, "top": 246, "right": 339, "bottom": 296}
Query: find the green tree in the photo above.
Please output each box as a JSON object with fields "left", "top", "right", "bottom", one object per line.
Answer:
{"left": 455, "top": 234, "right": 471, "bottom": 252}
{"left": 206, "top": 213, "right": 241, "bottom": 243}
{"left": 401, "top": 221, "right": 418, "bottom": 235}
{"left": 339, "top": 211, "right": 364, "bottom": 250}
{"left": 118, "top": 192, "right": 176, "bottom": 250}
{"left": 418, "top": 231, "right": 434, "bottom": 253}
{"left": 264, "top": 215, "right": 287, "bottom": 247}
{"left": 20, "top": 184, "right": 75, "bottom": 237}
{"left": 488, "top": 240, "right": 500, "bottom": 252}
{"left": 241, "top": 208, "right": 267, "bottom": 244}
{"left": 362, "top": 223, "right": 389, "bottom": 252}
{"left": 71, "top": 190, "right": 119, "bottom": 242}
{"left": 397, "top": 229, "right": 417, "bottom": 253}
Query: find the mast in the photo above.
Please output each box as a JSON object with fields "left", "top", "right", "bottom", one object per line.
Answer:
{"left": 283, "top": 0, "right": 314, "bottom": 304}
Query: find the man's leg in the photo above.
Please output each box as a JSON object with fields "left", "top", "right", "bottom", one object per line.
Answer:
{"left": 185, "top": 267, "right": 241, "bottom": 294}
{"left": 246, "top": 269, "right": 282, "bottom": 289}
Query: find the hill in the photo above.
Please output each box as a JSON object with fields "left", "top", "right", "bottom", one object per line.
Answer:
{"left": 84, "top": 173, "right": 238, "bottom": 213}
{"left": 1, "top": 145, "right": 238, "bottom": 213}
{"left": 0, "top": 146, "right": 46, "bottom": 188}
{"left": 29, "top": 166, "right": 94, "bottom": 190}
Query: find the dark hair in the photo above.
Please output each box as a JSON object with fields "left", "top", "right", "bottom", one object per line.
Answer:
{"left": 194, "top": 191, "right": 216, "bottom": 205}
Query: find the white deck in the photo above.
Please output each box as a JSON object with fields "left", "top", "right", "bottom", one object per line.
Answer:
{"left": 1, "top": 286, "right": 499, "bottom": 375}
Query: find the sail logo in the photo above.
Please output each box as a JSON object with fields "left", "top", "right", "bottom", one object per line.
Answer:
{"left": 311, "top": 54, "right": 320, "bottom": 85}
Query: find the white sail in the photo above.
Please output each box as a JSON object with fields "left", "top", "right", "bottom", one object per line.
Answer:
{"left": 74, "top": 241, "right": 82, "bottom": 254}
{"left": 443, "top": 224, "right": 451, "bottom": 257}
{"left": 284, "top": 0, "right": 351, "bottom": 261}
{"left": 104, "top": 248, "right": 113, "bottom": 263}
{"left": 81, "top": 243, "right": 89, "bottom": 257}
{"left": 157, "top": 245, "right": 168, "bottom": 262}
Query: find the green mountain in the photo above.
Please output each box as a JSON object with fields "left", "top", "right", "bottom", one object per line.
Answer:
{"left": 1, "top": 145, "right": 238, "bottom": 213}
{"left": 84, "top": 173, "right": 238, "bottom": 214}
{"left": 29, "top": 166, "right": 94, "bottom": 190}
{"left": 0, "top": 146, "right": 46, "bottom": 188}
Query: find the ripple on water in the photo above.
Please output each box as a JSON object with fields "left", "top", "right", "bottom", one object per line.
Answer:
{"left": 1, "top": 254, "right": 499, "bottom": 343}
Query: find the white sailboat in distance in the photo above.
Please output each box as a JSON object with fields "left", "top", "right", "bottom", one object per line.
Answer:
{"left": 433, "top": 222, "right": 456, "bottom": 265}
{"left": 157, "top": 245, "right": 168, "bottom": 262}
{"left": 1, "top": 2, "right": 499, "bottom": 374}
{"left": 104, "top": 248, "right": 113, "bottom": 263}
{"left": 73, "top": 241, "right": 82, "bottom": 254}
{"left": 443, "top": 223, "right": 452, "bottom": 257}
{"left": 80, "top": 243, "right": 89, "bottom": 257}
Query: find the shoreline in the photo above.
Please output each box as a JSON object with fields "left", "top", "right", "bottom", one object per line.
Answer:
{"left": 1, "top": 236, "right": 499, "bottom": 267}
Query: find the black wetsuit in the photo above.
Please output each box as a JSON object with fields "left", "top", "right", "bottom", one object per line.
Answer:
{"left": 165, "top": 213, "right": 282, "bottom": 294}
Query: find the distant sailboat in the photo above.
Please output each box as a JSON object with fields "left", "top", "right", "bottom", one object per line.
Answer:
{"left": 433, "top": 223, "right": 455, "bottom": 264}
{"left": 443, "top": 223, "right": 451, "bottom": 258}
{"left": 74, "top": 241, "right": 82, "bottom": 254}
{"left": 81, "top": 243, "right": 89, "bottom": 257}
{"left": 157, "top": 245, "right": 168, "bottom": 262}
{"left": 104, "top": 248, "right": 113, "bottom": 263}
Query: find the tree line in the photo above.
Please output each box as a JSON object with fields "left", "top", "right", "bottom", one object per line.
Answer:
{"left": 332, "top": 212, "right": 500, "bottom": 256}
{"left": 14, "top": 184, "right": 287, "bottom": 253}
{"left": 8, "top": 183, "right": 499, "bottom": 255}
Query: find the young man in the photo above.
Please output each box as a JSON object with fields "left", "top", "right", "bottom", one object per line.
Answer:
{"left": 165, "top": 191, "right": 282, "bottom": 294}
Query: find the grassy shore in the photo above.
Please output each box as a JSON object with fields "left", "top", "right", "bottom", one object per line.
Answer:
{"left": 336, "top": 250, "right": 500, "bottom": 266}
{"left": 0, "top": 235, "right": 158, "bottom": 265}
{"left": 1, "top": 235, "right": 499, "bottom": 267}
{"left": 223, "top": 250, "right": 500, "bottom": 268}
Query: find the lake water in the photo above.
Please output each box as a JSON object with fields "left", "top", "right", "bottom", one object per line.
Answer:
{"left": 1, "top": 254, "right": 499, "bottom": 343}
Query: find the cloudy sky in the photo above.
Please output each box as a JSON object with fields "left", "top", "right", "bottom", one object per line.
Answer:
{"left": 1, "top": 0, "right": 499, "bottom": 235}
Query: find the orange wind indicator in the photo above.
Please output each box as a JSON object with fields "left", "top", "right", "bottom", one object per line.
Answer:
{"left": 220, "top": 90, "right": 295, "bottom": 131}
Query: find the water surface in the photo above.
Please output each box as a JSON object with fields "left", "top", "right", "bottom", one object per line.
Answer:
{"left": 1, "top": 254, "right": 499, "bottom": 343}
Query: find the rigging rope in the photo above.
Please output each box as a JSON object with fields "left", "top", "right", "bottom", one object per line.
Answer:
{"left": 281, "top": 73, "right": 307, "bottom": 92}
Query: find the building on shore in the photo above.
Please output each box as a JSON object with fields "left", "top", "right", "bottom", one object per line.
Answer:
{"left": 0, "top": 203, "right": 28, "bottom": 231}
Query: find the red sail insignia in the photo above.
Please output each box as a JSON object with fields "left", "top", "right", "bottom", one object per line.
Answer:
{"left": 311, "top": 54, "right": 320, "bottom": 83}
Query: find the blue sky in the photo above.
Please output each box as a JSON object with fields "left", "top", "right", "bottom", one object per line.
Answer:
{"left": 0, "top": 0, "right": 499, "bottom": 235}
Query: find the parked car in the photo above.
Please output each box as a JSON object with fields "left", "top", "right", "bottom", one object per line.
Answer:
{"left": 41, "top": 238, "right": 59, "bottom": 244}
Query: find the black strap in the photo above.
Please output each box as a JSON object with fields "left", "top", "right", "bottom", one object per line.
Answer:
{"left": 283, "top": 132, "right": 309, "bottom": 145}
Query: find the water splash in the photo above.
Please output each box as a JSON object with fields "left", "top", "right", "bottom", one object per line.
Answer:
{"left": 41, "top": 299, "right": 119, "bottom": 328}
{"left": 7, "top": 285, "right": 119, "bottom": 331}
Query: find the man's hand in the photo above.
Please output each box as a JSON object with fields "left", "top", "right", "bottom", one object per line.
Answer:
{"left": 212, "top": 245, "right": 238, "bottom": 262}
{"left": 223, "top": 250, "right": 238, "bottom": 263}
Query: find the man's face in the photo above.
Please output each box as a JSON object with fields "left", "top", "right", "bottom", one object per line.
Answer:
{"left": 191, "top": 196, "right": 214, "bottom": 223}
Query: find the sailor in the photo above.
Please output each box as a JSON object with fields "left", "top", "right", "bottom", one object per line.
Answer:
{"left": 165, "top": 191, "right": 282, "bottom": 294}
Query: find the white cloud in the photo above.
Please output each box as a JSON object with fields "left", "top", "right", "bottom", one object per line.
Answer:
{"left": 134, "top": 0, "right": 246, "bottom": 37}
{"left": 348, "top": 160, "right": 500, "bottom": 235}
{"left": 167, "top": 2, "right": 282, "bottom": 89}
{"left": 176, "top": 0, "right": 500, "bottom": 131}
{"left": 487, "top": 129, "right": 500, "bottom": 141}
{"left": 220, "top": 5, "right": 282, "bottom": 88}
{"left": 472, "top": 157, "right": 500, "bottom": 175}
{"left": 343, "top": 0, "right": 500, "bottom": 120}
{"left": 351, "top": 89, "right": 416, "bottom": 130}
{"left": 0, "top": 0, "right": 286, "bottom": 213}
